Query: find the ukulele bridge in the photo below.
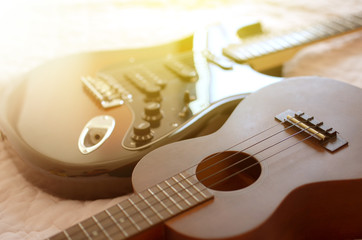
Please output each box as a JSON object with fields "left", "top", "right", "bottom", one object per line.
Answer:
{"left": 275, "top": 110, "right": 348, "bottom": 152}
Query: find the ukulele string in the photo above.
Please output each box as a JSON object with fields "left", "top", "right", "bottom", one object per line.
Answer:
{"left": 107, "top": 127, "right": 311, "bottom": 239}
{"left": 59, "top": 120, "right": 310, "bottom": 239}
{"left": 59, "top": 121, "right": 309, "bottom": 240}
{"left": 198, "top": 126, "right": 306, "bottom": 186}
{"left": 188, "top": 122, "right": 292, "bottom": 179}
{"left": 208, "top": 133, "right": 314, "bottom": 189}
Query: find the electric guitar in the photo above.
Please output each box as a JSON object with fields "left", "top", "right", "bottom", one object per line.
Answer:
{"left": 47, "top": 76, "right": 362, "bottom": 239}
{"left": 0, "top": 12, "right": 361, "bottom": 182}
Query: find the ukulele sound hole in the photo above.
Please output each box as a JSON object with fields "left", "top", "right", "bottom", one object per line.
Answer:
{"left": 196, "top": 151, "right": 261, "bottom": 191}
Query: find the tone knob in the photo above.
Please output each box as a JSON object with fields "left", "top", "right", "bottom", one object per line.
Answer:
{"left": 131, "top": 121, "right": 153, "bottom": 143}
{"left": 144, "top": 84, "right": 161, "bottom": 98}
{"left": 143, "top": 102, "right": 162, "bottom": 122}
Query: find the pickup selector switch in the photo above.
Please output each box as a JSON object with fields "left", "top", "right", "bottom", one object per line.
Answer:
{"left": 131, "top": 121, "right": 153, "bottom": 143}
{"left": 183, "top": 90, "right": 196, "bottom": 104}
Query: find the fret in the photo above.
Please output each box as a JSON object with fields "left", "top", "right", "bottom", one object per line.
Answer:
{"left": 295, "top": 29, "right": 315, "bottom": 41}
{"left": 318, "top": 23, "right": 339, "bottom": 36}
{"left": 94, "top": 210, "right": 126, "bottom": 239}
{"left": 179, "top": 173, "right": 209, "bottom": 199}
{"left": 247, "top": 44, "right": 265, "bottom": 56}
{"left": 338, "top": 17, "right": 359, "bottom": 29}
{"left": 264, "top": 38, "right": 285, "bottom": 51}
{"left": 165, "top": 179, "right": 192, "bottom": 206}
{"left": 324, "top": 21, "right": 345, "bottom": 34}
{"left": 78, "top": 223, "right": 92, "bottom": 240}
{"left": 171, "top": 176, "right": 200, "bottom": 202}
{"left": 303, "top": 24, "right": 330, "bottom": 40}
{"left": 48, "top": 171, "right": 213, "bottom": 240}
{"left": 238, "top": 48, "right": 254, "bottom": 59}
{"left": 62, "top": 231, "right": 72, "bottom": 240}
{"left": 92, "top": 216, "right": 112, "bottom": 239}
{"left": 117, "top": 203, "right": 142, "bottom": 231}
{"left": 104, "top": 209, "right": 128, "bottom": 238}
{"left": 287, "top": 31, "right": 309, "bottom": 44}
{"left": 224, "top": 12, "right": 362, "bottom": 63}
{"left": 106, "top": 204, "right": 138, "bottom": 237}
{"left": 277, "top": 34, "right": 297, "bottom": 48}
{"left": 128, "top": 197, "right": 153, "bottom": 225}
{"left": 281, "top": 32, "right": 302, "bottom": 47}
{"left": 351, "top": 15, "right": 362, "bottom": 25}
{"left": 256, "top": 41, "right": 275, "bottom": 54}
{"left": 147, "top": 188, "right": 174, "bottom": 215}
{"left": 332, "top": 18, "right": 355, "bottom": 31}
{"left": 126, "top": 194, "right": 162, "bottom": 228}
{"left": 80, "top": 217, "right": 109, "bottom": 240}
{"left": 271, "top": 36, "right": 290, "bottom": 49}
{"left": 48, "top": 232, "right": 72, "bottom": 240}
{"left": 138, "top": 192, "right": 165, "bottom": 220}
{"left": 346, "top": 16, "right": 360, "bottom": 28}
{"left": 252, "top": 42, "right": 271, "bottom": 55}
{"left": 61, "top": 224, "right": 89, "bottom": 240}
{"left": 156, "top": 183, "right": 184, "bottom": 211}
{"left": 260, "top": 39, "right": 282, "bottom": 52}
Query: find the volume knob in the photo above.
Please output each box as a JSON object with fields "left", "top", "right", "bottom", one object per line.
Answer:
{"left": 143, "top": 102, "right": 162, "bottom": 122}
{"left": 131, "top": 121, "right": 153, "bottom": 143}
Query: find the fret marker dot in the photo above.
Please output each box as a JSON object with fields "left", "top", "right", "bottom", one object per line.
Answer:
{"left": 92, "top": 230, "right": 98, "bottom": 236}
{"left": 119, "top": 218, "right": 125, "bottom": 223}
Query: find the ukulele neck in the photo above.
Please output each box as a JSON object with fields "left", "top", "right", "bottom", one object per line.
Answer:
{"left": 48, "top": 171, "right": 213, "bottom": 240}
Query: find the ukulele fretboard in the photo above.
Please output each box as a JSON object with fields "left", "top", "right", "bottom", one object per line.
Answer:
{"left": 47, "top": 171, "right": 213, "bottom": 240}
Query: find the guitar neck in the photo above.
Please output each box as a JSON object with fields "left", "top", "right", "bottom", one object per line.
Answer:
{"left": 47, "top": 171, "right": 213, "bottom": 240}
{"left": 223, "top": 11, "right": 362, "bottom": 71}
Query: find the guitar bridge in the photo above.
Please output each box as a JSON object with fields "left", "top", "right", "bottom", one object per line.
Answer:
{"left": 81, "top": 73, "right": 132, "bottom": 109}
{"left": 275, "top": 110, "right": 348, "bottom": 152}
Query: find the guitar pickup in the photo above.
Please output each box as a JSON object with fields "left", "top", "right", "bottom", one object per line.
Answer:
{"left": 81, "top": 74, "right": 131, "bottom": 109}
{"left": 275, "top": 110, "right": 348, "bottom": 152}
{"left": 164, "top": 58, "right": 198, "bottom": 81}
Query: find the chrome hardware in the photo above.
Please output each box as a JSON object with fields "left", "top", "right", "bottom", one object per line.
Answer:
{"left": 81, "top": 73, "right": 131, "bottom": 109}
{"left": 78, "top": 115, "right": 115, "bottom": 154}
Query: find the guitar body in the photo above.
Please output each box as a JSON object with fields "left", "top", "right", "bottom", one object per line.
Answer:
{"left": 133, "top": 77, "right": 362, "bottom": 239}
{"left": 1, "top": 12, "right": 360, "bottom": 198}
{"left": 0, "top": 34, "right": 195, "bottom": 177}
{"left": 0, "top": 23, "right": 279, "bottom": 180}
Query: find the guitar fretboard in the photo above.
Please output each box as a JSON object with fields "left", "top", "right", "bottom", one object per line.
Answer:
{"left": 47, "top": 171, "right": 213, "bottom": 240}
{"left": 223, "top": 12, "right": 362, "bottom": 63}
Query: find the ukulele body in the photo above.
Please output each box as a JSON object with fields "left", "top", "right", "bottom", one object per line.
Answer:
{"left": 133, "top": 76, "right": 362, "bottom": 239}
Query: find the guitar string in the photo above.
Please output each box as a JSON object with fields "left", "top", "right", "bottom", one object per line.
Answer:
{"left": 77, "top": 128, "right": 312, "bottom": 240}
{"left": 58, "top": 122, "right": 284, "bottom": 236}
{"left": 197, "top": 126, "right": 306, "bottom": 186}
{"left": 209, "top": 133, "right": 314, "bottom": 189}
{"left": 52, "top": 14, "right": 362, "bottom": 238}
{"left": 53, "top": 120, "right": 313, "bottom": 239}
{"left": 53, "top": 120, "right": 310, "bottom": 240}
{"left": 47, "top": 14, "right": 362, "bottom": 240}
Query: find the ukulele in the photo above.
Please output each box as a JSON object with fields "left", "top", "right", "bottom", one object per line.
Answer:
{"left": 47, "top": 76, "right": 362, "bottom": 240}
{"left": 0, "top": 12, "right": 361, "bottom": 181}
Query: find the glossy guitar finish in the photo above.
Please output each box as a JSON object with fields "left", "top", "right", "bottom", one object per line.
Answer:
{"left": 132, "top": 77, "right": 362, "bottom": 239}
{"left": 1, "top": 12, "right": 361, "bottom": 181}
{"left": 0, "top": 24, "right": 279, "bottom": 178}
{"left": 49, "top": 77, "right": 362, "bottom": 239}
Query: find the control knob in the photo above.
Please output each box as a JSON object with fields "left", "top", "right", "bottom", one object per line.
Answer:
{"left": 131, "top": 121, "right": 153, "bottom": 143}
{"left": 143, "top": 102, "right": 162, "bottom": 122}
